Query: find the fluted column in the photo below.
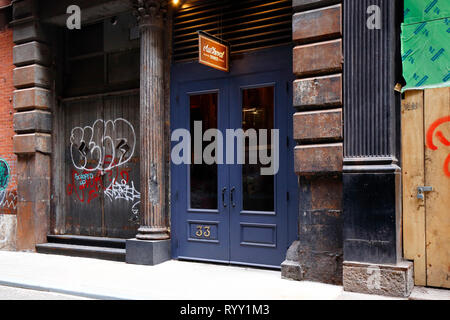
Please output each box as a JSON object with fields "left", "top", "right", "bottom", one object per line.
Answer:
{"left": 134, "top": 0, "right": 169, "bottom": 241}
{"left": 343, "top": 0, "right": 403, "bottom": 264}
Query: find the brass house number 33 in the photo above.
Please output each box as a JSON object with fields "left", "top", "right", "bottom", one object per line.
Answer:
{"left": 196, "top": 226, "right": 211, "bottom": 238}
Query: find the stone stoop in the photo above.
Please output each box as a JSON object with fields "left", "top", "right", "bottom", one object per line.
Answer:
{"left": 36, "top": 235, "right": 126, "bottom": 262}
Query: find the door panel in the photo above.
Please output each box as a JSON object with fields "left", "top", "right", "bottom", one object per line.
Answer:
{"left": 189, "top": 93, "right": 219, "bottom": 210}
{"left": 175, "top": 79, "right": 230, "bottom": 262}
{"left": 63, "top": 93, "right": 140, "bottom": 238}
{"left": 229, "top": 72, "right": 288, "bottom": 267}
{"left": 424, "top": 88, "right": 449, "bottom": 288}
{"left": 402, "top": 90, "right": 426, "bottom": 286}
{"left": 65, "top": 98, "right": 104, "bottom": 236}
{"left": 402, "top": 87, "right": 450, "bottom": 289}
{"left": 102, "top": 94, "right": 140, "bottom": 238}
{"left": 241, "top": 86, "right": 275, "bottom": 212}
{"left": 172, "top": 70, "right": 291, "bottom": 268}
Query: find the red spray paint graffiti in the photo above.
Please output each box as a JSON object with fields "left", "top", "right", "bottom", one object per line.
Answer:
{"left": 426, "top": 116, "right": 450, "bottom": 177}
{"left": 67, "top": 156, "right": 131, "bottom": 204}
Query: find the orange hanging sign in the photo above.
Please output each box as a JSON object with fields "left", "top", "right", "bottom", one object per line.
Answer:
{"left": 198, "top": 31, "right": 229, "bottom": 72}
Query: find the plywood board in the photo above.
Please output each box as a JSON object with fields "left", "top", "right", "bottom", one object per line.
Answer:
{"left": 424, "top": 87, "right": 450, "bottom": 288}
{"left": 402, "top": 90, "right": 426, "bottom": 286}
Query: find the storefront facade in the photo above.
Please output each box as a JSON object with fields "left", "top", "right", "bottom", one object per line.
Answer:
{"left": 0, "top": 0, "right": 448, "bottom": 297}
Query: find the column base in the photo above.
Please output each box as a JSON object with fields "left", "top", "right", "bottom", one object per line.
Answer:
{"left": 281, "top": 260, "right": 304, "bottom": 281}
{"left": 136, "top": 226, "right": 170, "bottom": 241}
{"left": 126, "top": 239, "right": 171, "bottom": 266}
{"left": 281, "top": 240, "right": 343, "bottom": 285}
{"left": 281, "top": 241, "right": 303, "bottom": 281}
{"left": 343, "top": 261, "right": 414, "bottom": 298}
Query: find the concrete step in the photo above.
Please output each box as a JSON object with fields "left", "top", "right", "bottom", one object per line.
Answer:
{"left": 47, "top": 235, "right": 126, "bottom": 249}
{"left": 36, "top": 243, "right": 126, "bottom": 262}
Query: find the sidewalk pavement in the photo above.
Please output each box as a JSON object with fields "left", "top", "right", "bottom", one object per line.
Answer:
{"left": 0, "top": 251, "right": 401, "bottom": 300}
{"left": 0, "top": 285, "right": 88, "bottom": 300}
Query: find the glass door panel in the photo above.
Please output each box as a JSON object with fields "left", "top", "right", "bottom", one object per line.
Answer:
{"left": 190, "top": 93, "right": 218, "bottom": 210}
{"left": 242, "top": 86, "right": 275, "bottom": 213}
{"left": 173, "top": 79, "right": 230, "bottom": 263}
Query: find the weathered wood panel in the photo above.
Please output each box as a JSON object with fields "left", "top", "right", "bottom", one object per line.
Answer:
{"left": 63, "top": 93, "right": 140, "bottom": 239}
{"left": 424, "top": 87, "right": 450, "bottom": 288}
{"left": 102, "top": 94, "right": 139, "bottom": 238}
{"left": 64, "top": 98, "right": 104, "bottom": 236}
{"left": 401, "top": 90, "right": 426, "bottom": 286}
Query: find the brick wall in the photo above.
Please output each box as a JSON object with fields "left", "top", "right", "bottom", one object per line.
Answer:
{"left": 282, "top": 0, "right": 344, "bottom": 285}
{"left": 0, "top": 23, "right": 18, "bottom": 251}
{"left": 0, "top": 26, "right": 17, "bottom": 215}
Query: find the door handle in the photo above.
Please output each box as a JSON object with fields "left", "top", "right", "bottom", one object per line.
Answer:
{"left": 222, "top": 187, "right": 227, "bottom": 208}
{"left": 230, "top": 187, "right": 236, "bottom": 207}
{"left": 417, "top": 186, "right": 433, "bottom": 200}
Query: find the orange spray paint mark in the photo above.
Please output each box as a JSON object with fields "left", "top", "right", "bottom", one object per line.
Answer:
{"left": 426, "top": 116, "right": 450, "bottom": 177}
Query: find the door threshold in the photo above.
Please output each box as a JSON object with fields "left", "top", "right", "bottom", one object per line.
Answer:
{"left": 177, "top": 256, "right": 281, "bottom": 271}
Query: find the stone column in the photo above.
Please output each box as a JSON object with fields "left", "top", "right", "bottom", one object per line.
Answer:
{"left": 281, "top": 1, "right": 344, "bottom": 285}
{"left": 11, "top": 0, "right": 53, "bottom": 251}
{"left": 126, "top": 0, "right": 170, "bottom": 265}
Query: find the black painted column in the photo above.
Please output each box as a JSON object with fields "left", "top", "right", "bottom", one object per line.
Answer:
{"left": 343, "top": 0, "right": 402, "bottom": 265}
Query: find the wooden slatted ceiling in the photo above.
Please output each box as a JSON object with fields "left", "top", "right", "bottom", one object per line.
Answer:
{"left": 173, "top": 0, "right": 292, "bottom": 61}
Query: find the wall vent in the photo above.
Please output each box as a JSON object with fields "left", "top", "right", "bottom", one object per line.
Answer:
{"left": 173, "top": 0, "right": 292, "bottom": 62}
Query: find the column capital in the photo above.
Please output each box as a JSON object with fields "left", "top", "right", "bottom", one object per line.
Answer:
{"left": 133, "top": 0, "right": 168, "bottom": 28}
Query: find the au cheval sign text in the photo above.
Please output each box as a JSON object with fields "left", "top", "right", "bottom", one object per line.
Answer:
{"left": 198, "top": 31, "right": 229, "bottom": 72}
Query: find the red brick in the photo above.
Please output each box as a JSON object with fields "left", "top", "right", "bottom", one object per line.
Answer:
{"left": 0, "top": 28, "right": 17, "bottom": 215}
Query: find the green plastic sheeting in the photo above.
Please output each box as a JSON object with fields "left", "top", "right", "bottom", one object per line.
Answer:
{"left": 404, "top": 0, "right": 450, "bottom": 24}
{"left": 401, "top": 0, "right": 450, "bottom": 91}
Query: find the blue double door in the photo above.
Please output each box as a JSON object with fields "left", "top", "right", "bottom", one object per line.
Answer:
{"left": 171, "top": 48, "right": 296, "bottom": 268}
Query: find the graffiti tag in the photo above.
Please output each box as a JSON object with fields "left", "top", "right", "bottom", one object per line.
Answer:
{"left": 426, "top": 116, "right": 450, "bottom": 177}
{"left": 70, "top": 118, "right": 136, "bottom": 173}
{"left": 67, "top": 154, "right": 140, "bottom": 221}
{"left": 0, "top": 190, "right": 17, "bottom": 210}
{"left": 0, "top": 159, "right": 10, "bottom": 190}
{"left": 0, "top": 159, "right": 16, "bottom": 211}
{"left": 104, "top": 179, "right": 140, "bottom": 204}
